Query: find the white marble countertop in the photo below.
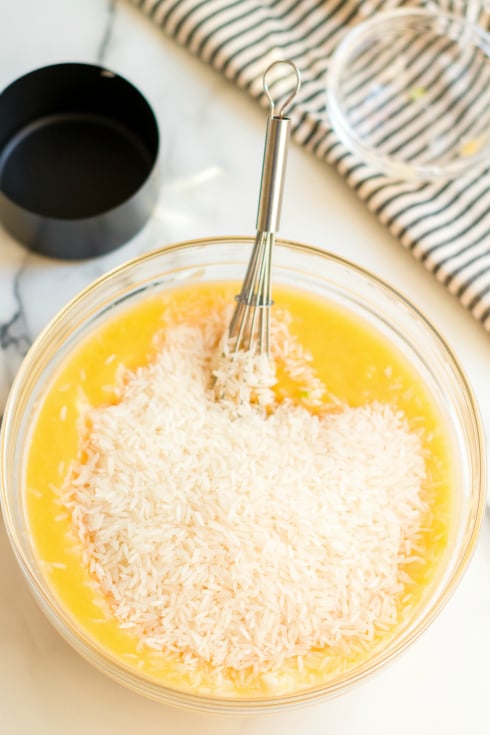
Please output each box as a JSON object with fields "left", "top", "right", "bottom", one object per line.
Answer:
{"left": 1, "top": 1, "right": 489, "bottom": 733}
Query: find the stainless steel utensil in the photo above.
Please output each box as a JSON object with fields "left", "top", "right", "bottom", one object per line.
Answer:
{"left": 228, "top": 60, "right": 301, "bottom": 357}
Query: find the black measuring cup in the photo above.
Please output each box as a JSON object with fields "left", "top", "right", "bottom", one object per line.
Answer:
{"left": 0, "top": 63, "right": 160, "bottom": 259}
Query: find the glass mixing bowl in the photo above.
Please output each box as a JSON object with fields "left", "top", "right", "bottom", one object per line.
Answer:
{"left": 327, "top": 8, "right": 490, "bottom": 180}
{"left": 0, "top": 237, "right": 485, "bottom": 712}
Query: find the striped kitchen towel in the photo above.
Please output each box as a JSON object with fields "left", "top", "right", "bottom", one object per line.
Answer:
{"left": 133, "top": 0, "right": 490, "bottom": 331}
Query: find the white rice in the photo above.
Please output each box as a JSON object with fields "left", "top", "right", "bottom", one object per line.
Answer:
{"left": 63, "top": 306, "right": 427, "bottom": 678}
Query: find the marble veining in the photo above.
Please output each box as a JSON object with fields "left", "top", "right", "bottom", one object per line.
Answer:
{"left": 0, "top": 253, "right": 32, "bottom": 420}
{"left": 96, "top": 0, "right": 118, "bottom": 64}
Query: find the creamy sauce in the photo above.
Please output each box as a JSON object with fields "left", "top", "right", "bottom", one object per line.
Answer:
{"left": 25, "top": 282, "right": 452, "bottom": 696}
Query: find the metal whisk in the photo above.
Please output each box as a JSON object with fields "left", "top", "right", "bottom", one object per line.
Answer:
{"left": 228, "top": 60, "right": 301, "bottom": 358}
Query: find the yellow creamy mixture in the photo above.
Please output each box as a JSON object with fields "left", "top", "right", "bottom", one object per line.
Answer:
{"left": 25, "top": 282, "right": 451, "bottom": 696}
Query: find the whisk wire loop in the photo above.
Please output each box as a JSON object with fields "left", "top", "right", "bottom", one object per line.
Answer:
{"left": 229, "top": 231, "right": 274, "bottom": 354}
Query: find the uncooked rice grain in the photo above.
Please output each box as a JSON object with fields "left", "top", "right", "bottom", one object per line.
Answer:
{"left": 63, "top": 307, "right": 427, "bottom": 676}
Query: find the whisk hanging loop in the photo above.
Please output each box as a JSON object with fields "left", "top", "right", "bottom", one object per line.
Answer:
{"left": 263, "top": 59, "right": 302, "bottom": 119}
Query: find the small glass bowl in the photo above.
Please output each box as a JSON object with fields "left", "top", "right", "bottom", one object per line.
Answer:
{"left": 0, "top": 238, "right": 485, "bottom": 712}
{"left": 327, "top": 8, "right": 490, "bottom": 180}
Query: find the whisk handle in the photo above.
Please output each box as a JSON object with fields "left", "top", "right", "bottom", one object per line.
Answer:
{"left": 256, "top": 115, "right": 291, "bottom": 234}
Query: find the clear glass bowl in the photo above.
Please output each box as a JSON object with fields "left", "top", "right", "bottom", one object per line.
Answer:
{"left": 0, "top": 237, "right": 485, "bottom": 712}
{"left": 327, "top": 8, "right": 490, "bottom": 180}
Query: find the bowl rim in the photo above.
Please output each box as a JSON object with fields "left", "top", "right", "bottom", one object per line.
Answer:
{"left": 327, "top": 7, "right": 490, "bottom": 181}
{"left": 0, "top": 236, "right": 486, "bottom": 711}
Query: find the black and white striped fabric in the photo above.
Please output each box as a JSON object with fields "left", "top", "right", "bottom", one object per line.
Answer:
{"left": 133, "top": 0, "right": 490, "bottom": 332}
